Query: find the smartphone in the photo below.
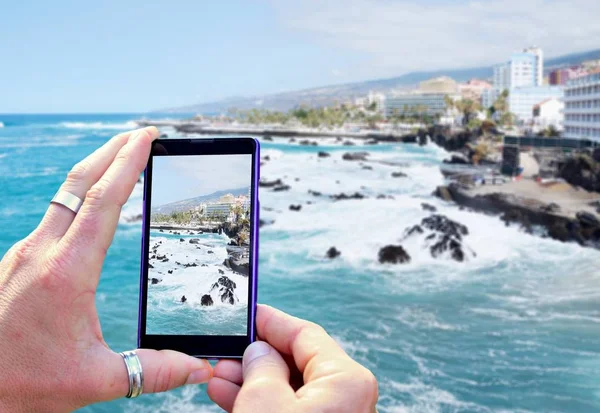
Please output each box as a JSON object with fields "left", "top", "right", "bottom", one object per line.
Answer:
{"left": 138, "top": 138, "right": 259, "bottom": 359}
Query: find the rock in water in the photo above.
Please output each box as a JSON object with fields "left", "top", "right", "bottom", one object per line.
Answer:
{"left": 342, "top": 152, "right": 369, "bottom": 161}
{"left": 289, "top": 204, "right": 302, "bottom": 211}
{"left": 433, "top": 186, "right": 454, "bottom": 202}
{"left": 421, "top": 215, "right": 469, "bottom": 239}
{"left": 330, "top": 192, "right": 366, "bottom": 201}
{"left": 150, "top": 278, "right": 161, "bottom": 285}
{"left": 259, "top": 178, "right": 283, "bottom": 188}
{"left": 189, "top": 238, "right": 200, "bottom": 244}
{"left": 404, "top": 214, "right": 473, "bottom": 262}
{"left": 326, "top": 247, "right": 341, "bottom": 259}
{"left": 391, "top": 171, "right": 407, "bottom": 178}
{"left": 201, "top": 294, "right": 214, "bottom": 306}
{"left": 168, "top": 270, "right": 173, "bottom": 274}
{"left": 209, "top": 276, "right": 238, "bottom": 305}
{"left": 179, "top": 238, "right": 184, "bottom": 242}
{"left": 218, "top": 269, "right": 225, "bottom": 274}
{"left": 273, "top": 184, "right": 291, "bottom": 192}
{"left": 308, "top": 190, "right": 322, "bottom": 197}
{"left": 318, "top": 151, "right": 331, "bottom": 158}
{"left": 378, "top": 245, "right": 411, "bottom": 264}
{"left": 181, "top": 295, "right": 187, "bottom": 303}
{"left": 421, "top": 203, "right": 437, "bottom": 212}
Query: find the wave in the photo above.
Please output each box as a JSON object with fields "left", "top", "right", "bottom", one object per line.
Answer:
{"left": 0, "top": 121, "right": 4, "bottom": 128}
{"left": 59, "top": 120, "right": 137, "bottom": 130}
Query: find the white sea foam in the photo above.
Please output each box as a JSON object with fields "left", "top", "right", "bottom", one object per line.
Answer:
{"left": 0, "top": 153, "right": 7, "bottom": 159}
{"left": 0, "top": 122, "right": 4, "bottom": 128}
{"left": 59, "top": 121, "right": 138, "bottom": 130}
{"left": 119, "top": 179, "right": 144, "bottom": 224}
{"left": 129, "top": 386, "right": 219, "bottom": 413}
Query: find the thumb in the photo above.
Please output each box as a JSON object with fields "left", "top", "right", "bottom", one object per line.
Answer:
{"left": 236, "top": 341, "right": 295, "bottom": 411}
{"left": 99, "top": 349, "right": 213, "bottom": 400}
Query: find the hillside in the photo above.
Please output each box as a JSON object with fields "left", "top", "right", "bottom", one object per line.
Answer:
{"left": 152, "top": 187, "right": 250, "bottom": 215}
{"left": 162, "top": 49, "right": 600, "bottom": 113}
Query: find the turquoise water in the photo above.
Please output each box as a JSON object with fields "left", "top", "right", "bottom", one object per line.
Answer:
{"left": 0, "top": 114, "right": 599, "bottom": 412}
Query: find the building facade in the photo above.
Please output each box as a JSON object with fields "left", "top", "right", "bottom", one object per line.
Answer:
{"left": 563, "top": 72, "right": 600, "bottom": 142}
{"left": 385, "top": 92, "right": 458, "bottom": 118}
{"left": 549, "top": 67, "right": 589, "bottom": 85}
{"left": 459, "top": 79, "right": 492, "bottom": 103}
{"left": 482, "top": 88, "right": 503, "bottom": 109}
{"left": 493, "top": 47, "right": 544, "bottom": 90}
{"left": 509, "top": 86, "right": 564, "bottom": 123}
{"left": 532, "top": 98, "right": 564, "bottom": 131}
{"left": 523, "top": 47, "right": 543, "bottom": 86}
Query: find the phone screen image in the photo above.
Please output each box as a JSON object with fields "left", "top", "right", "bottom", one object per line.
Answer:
{"left": 146, "top": 154, "right": 252, "bottom": 337}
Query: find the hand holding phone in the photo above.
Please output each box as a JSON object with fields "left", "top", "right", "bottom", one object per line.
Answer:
{"left": 139, "top": 138, "right": 260, "bottom": 359}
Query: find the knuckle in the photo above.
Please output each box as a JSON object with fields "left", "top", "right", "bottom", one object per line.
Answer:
{"left": 85, "top": 181, "right": 110, "bottom": 208}
{"left": 350, "top": 366, "right": 379, "bottom": 404}
{"left": 152, "top": 363, "right": 175, "bottom": 393}
{"left": 66, "top": 160, "right": 91, "bottom": 185}
{"left": 2, "top": 236, "right": 36, "bottom": 267}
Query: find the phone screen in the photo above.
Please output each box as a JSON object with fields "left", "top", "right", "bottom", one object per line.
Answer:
{"left": 139, "top": 139, "right": 259, "bottom": 358}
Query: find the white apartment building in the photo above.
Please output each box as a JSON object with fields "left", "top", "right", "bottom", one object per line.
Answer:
{"left": 509, "top": 86, "right": 564, "bottom": 123}
{"left": 532, "top": 97, "right": 564, "bottom": 132}
{"left": 563, "top": 72, "right": 600, "bottom": 142}
{"left": 523, "top": 46, "right": 543, "bottom": 87}
{"left": 493, "top": 47, "right": 544, "bottom": 90}
{"left": 482, "top": 88, "right": 503, "bottom": 109}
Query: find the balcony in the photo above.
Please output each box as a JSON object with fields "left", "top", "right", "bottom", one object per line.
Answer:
{"left": 563, "top": 91, "right": 600, "bottom": 101}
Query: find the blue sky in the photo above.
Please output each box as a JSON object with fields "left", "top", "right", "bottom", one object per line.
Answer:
{"left": 1, "top": 0, "right": 598, "bottom": 113}
{"left": 152, "top": 155, "right": 251, "bottom": 206}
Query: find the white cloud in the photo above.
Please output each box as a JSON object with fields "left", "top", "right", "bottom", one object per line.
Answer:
{"left": 271, "top": 0, "right": 600, "bottom": 78}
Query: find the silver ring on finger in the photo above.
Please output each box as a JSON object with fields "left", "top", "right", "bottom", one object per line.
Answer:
{"left": 50, "top": 190, "right": 84, "bottom": 214}
{"left": 119, "top": 350, "right": 144, "bottom": 398}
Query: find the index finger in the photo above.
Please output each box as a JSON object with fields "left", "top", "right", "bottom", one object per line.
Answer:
{"left": 256, "top": 304, "right": 349, "bottom": 382}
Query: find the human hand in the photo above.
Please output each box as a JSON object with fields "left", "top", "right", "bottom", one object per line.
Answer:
{"left": 208, "top": 304, "right": 378, "bottom": 412}
{"left": 0, "top": 127, "right": 212, "bottom": 413}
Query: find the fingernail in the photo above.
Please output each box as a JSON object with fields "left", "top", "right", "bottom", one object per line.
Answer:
{"left": 186, "top": 368, "right": 212, "bottom": 385}
{"left": 243, "top": 341, "right": 271, "bottom": 367}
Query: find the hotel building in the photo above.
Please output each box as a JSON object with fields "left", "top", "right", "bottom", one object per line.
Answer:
{"left": 385, "top": 77, "right": 460, "bottom": 118}
{"left": 563, "top": 72, "right": 600, "bottom": 142}
{"left": 509, "top": 86, "right": 564, "bottom": 123}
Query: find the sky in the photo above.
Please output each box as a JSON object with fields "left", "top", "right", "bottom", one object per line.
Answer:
{"left": 1, "top": 0, "right": 599, "bottom": 113}
{"left": 151, "top": 154, "right": 251, "bottom": 206}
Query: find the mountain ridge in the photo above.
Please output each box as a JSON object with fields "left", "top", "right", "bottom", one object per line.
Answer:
{"left": 161, "top": 48, "right": 600, "bottom": 114}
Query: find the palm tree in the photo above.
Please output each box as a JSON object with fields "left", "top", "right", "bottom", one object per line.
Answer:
{"left": 455, "top": 99, "right": 481, "bottom": 126}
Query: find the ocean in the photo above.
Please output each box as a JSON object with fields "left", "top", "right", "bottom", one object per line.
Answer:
{"left": 0, "top": 114, "right": 599, "bottom": 413}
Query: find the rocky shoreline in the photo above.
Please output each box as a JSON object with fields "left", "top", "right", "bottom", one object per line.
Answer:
{"left": 434, "top": 183, "right": 600, "bottom": 249}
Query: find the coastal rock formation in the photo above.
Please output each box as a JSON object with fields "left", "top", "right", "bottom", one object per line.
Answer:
{"left": 273, "top": 184, "right": 291, "bottom": 192}
{"left": 343, "top": 152, "right": 369, "bottom": 161}
{"left": 378, "top": 245, "right": 411, "bottom": 264}
{"left": 331, "top": 192, "right": 366, "bottom": 201}
{"left": 421, "top": 203, "right": 437, "bottom": 212}
{"left": 443, "top": 153, "right": 470, "bottom": 165}
{"left": 318, "top": 151, "right": 331, "bottom": 158}
{"left": 289, "top": 204, "right": 302, "bottom": 211}
{"left": 299, "top": 139, "right": 318, "bottom": 146}
{"left": 326, "top": 247, "right": 341, "bottom": 259}
{"left": 259, "top": 178, "right": 283, "bottom": 188}
{"left": 403, "top": 214, "right": 473, "bottom": 262}
{"left": 559, "top": 155, "right": 600, "bottom": 193}
{"left": 210, "top": 276, "right": 238, "bottom": 305}
{"left": 201, "top": 294, "right": 214, "bottom": 306}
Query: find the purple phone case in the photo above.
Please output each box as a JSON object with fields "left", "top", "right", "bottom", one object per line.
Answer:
{"left": 137, "top": 138, "right": 260, "bottom": 358}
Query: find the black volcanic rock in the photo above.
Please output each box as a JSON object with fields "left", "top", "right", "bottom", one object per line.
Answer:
{"left": 289, "top": 204, "right": 302, "bottom": 211}
{"left": 421, "top": 203, "right": 437, "bottom": 212}
{"left": 181, "top": 295, "right": 187, "bottom": 303}
{"left": 326, "top": 247, "right": 341, "bottom": 259}
{"left": 150, "top": 278, "right": 161, "bottom": 285}
{"left": 318, "top": 151, "right": 331, "bottom": 158}
{"left": 259, "top": 219, "right": 275, "bottom": 228}
{"left": 403, "top": 214, "right": 472, "bottom": 262}
{"left": 421, "top": 215, "right": 468, "bottom": 239}
{"left": 259, "top": 178, "right": 283, "bottom": 188}
{"left": 210, "top": 276, "right": 238, "bottom": 305}
{"left": 362, "top": 165, "right": 373, "bottom": 170}
{"left": 168, "top": 270, "right": 173, "bottom": 274}
{"left": 309, "top": 190, "right": 322, "bottom": 197}
{"left": 273, "top": 184, "right": 291, "bottom": 192}
{"left": 180, "top": 238, "right": 184, "bottom": 242}
{"left": 342, "top": 152, "right": 369, "bottom": 161}
{"left": 189, "top": 238, "right": 200, "bottom": 244}
{"left": 263, "top": 136, "right": 273, "bottom": 141}
{"left": 201, "top": 294, "right": 214, "bottom": 306}
{"left": 391, "top": 171, "right": 407, "bottom": 178}
{"left": 343, "top": 141, "right": 356, "bottom": 146}
{"left": 378, "top": 245, "right": 411, "bottom": 264}
{"left": 443, "top": 154, "right": 470, "bottom": 165}
{"left": 331, "top": 192, "right": 366, "bottom": 201}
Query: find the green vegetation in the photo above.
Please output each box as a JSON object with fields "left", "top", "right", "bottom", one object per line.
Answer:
{"left": 486, "top": 89, "right": 516, "bottom": 128}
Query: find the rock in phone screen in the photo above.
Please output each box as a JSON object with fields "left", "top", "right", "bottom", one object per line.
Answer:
{"left": 147, "top": 154, "right": 252, "bottom": 336}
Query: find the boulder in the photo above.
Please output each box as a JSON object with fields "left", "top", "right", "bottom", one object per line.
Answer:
{"left": 259, "top": 179, "right": 283, "bottom": 188}
{"left": 330, "top": 192, "right": 366, "bottom": 201}
{"left": 421, "top": 215, "right": 469, "bottom": 239}
{"left": 378, "top": 245, "right": 411, "bottom": 264}
{"left": 148, "top": 263, "right": 154, "bottom": 269}
{"left": 189, "top": 238, "right": 200, "bottom": 244}
{"left": 343, "top": 141, "right": 356, "bottom": 146}
{"left": 183, "top": 263, "right": 198, "bottom": 268}
{"left": 391, "top": 171, "right": 407, "bottom": 178}
{"left": 168, "top": 270, "right": 173, "bottom": 274}
{"left": 180, "top": 238, "right": 184, "bottom": 242}
{"left": 421, "top": 203, "right": 437, "bottom": 212}
{"left": 181, "top": 295, "right": 187, "bottom": 303}
{"left": 433, "top": 186, "right": 454, "bottom": 202}
{"left": 201, "top": 294, "right": 214, "bottom": 306}
{"left": 309, "top": 190, "right": 322, "bottom": 197}
{"left": 318, "top": 151, "right": 331, "bottom": 158}
{"left": 342, "top": 152, "right": 369, "bottom": 161}
{"left": 430, "top": 235, "right": 467, "bottom": 262}
{"left": 577, "top": 211, "right": 600, "bottom": 227}
{"left": 263, "top": 136, "right": 273, "bottom": 141}
{"left": 218, "top": 269, "right": 225, "bottom": 275}
{"left": 289, "top": 204, "right": 302, "bottom": 211}
{"left": 150, "top": 278, "right": 161, "bottom": 285}
{"left": 326, "top": 247, "right": 341, "bottom": 259}
{"left": 207, "top": 250, "right": 214, "bottom": 254}
{"left": 210, "top": 276, "right": 238, "bottom": 305}
{"left": 362, "top": 165, "right": 373, "bottom": 170}
{"left": 404, "top": 225, "right": 424, "bottom": 237}
{"left": 273, "top": 184, "right": 291, "bottom": 192}
{"left": 259, "top": 219, "right": 275, "bottom": 228}
{"left": 366, "top": 139, "right": 379, "bottom": 145}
